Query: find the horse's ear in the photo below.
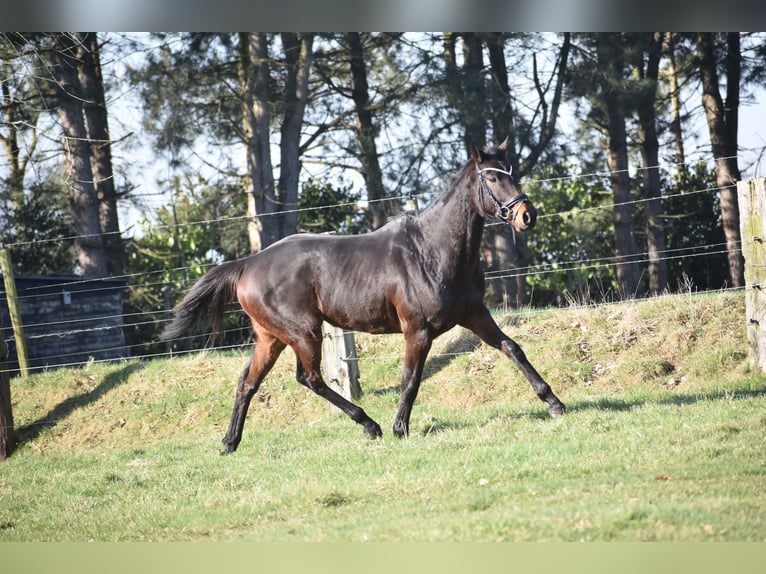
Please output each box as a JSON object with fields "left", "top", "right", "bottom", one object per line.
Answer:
{"left": 497, "top": 136, "right": 509, "bottom": 153}
{"left": 470, "top": 141, "right": 483, "bottom": 162}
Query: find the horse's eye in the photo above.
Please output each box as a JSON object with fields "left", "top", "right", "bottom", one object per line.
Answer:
{"left": 488, "top": 176, "right": 497, "bottom": 183}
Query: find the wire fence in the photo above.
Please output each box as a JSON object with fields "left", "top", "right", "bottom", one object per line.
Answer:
{"left": 0, "top": 156, "right": 751, "bottom": 376}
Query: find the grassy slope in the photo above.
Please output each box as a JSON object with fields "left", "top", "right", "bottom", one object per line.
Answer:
{"left": 1, "top": 290, "right": 765, "bottom": 541}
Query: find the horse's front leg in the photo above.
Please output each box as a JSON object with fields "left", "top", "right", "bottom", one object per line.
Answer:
{"left": 393, "top": 330, "right": 433, "bottom": 437}
{"left": 461, "top": 306, "right": 565, "bottom": 417}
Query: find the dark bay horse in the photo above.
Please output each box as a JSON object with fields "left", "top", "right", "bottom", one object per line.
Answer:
{"left": 161, "top": 140, "right": 565, "bottom": 454}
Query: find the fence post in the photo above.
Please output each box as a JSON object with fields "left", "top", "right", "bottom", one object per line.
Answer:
{"left": 0, "top": 248, "right": 29, "bottom": 378}
{"left": 0, "top": 311, "right": 16, "bottom": 460}
{"left": 321, "top": 322, "right": 361, "bottom": 411}
{"left": 737, "top": 178, "right": 766, "bottom": 373}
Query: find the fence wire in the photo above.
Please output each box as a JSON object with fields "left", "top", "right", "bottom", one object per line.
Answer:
{"left": 0, "top": 158, "right": 751, "bottom": 375}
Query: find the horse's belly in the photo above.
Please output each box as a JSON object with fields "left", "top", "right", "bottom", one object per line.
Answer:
{"left": 319, "top": 295, "right": 401, "bottom": 335}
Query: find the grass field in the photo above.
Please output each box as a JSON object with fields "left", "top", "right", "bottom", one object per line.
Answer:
{"left": 1, "top": 290, "right": 765, "bottom": 541}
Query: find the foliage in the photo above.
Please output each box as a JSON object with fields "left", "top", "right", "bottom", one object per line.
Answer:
{"left": 298, "top": 177, "right": 367, "bottom": 235}
{"left": 130, "top": 33, "right": 241, "bottom": 161}
{"left": 524, "top": 167, "right": 616, "bottom": 305}
{"left": 0, "top": 180, "right": 75, "bottom": 276}
{"left": 646, "top": 162, "right": 730, "bottom": 291}
{"left": 124, "top": 174, "right": 250, "bottom": 355}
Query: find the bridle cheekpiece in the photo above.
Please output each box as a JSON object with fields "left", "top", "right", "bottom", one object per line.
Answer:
{"left": 476, "top": 164, "right": 529, "bottom": 223}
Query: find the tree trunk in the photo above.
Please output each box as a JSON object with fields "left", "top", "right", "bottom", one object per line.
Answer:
{"left": 278, "top": 32, "right": 314, "bottom": 238}
{"left": 636, "top": 33, "right": 668, "bottom": 295}
{"left": 239, "top": 32, "right": 279, "bottom": 252}
{"left": 51, "top": 33, "right": 107, "bottom": 277}
{"left": 481, "top": 33, "right": 571, "bottom": 307}
{"left": 346, "top": 32, "right": 389, "bottom": 230}
{"left": 481, "top": 33, "right": 526, "bottom": 307}
{"left": 696, "top": 32, "right": 744, "bottom": 288}
{"left": 1, "top": 80, "right": 25, "bottom": 212}
{"left": 666, "top": 33, "right": 686, "bottom": 179}
{"left": 78, "top": 32, "right": 126, "bottom": 276}
{"left": 460, "top": 33, "right": 487, "bottom": 149}
{"left": 598, "top": 34, "right": 641, "bottom": 298}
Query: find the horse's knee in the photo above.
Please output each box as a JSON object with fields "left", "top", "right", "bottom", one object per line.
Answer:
{"left": 501, "top": 338, "right": 525, "bottom": 361}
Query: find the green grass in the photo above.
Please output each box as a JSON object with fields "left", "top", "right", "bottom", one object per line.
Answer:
{"left": 1, "top": 290, "right": 765, "bottom": 541}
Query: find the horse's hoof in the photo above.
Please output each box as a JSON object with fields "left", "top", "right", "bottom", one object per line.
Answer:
{"left": 364, "top": 421, "right": 383, "bottom": 439}
{"left": 548, "top": 402, "right": 566, "bottom": 418}
{"left": 392, "top": 420, "right": 409, "bottom": 438}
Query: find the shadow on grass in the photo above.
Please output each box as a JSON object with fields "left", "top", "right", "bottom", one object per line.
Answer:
{"left": 16, "top": 362, "right": 145, "bottom": 445}
{"left": 423, "top": 332, "right": 482, "bottom": 379}
{"left": 565, "top": 386, "right": 766, "bottom": 414}
{"left": 415, "top": 386, "right": 766, "bottom": 437}
{"left": 369, "top": 331, "right": 482, "bottom": 398}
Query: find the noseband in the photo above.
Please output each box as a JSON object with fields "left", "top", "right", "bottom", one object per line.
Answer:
{"left": 476, "top": 165, "right": 530, "bottom": 223}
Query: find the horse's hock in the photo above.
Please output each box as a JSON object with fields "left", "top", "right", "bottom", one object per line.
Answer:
{"left": 737, "top": 177, "right": 766, "bottom": 373}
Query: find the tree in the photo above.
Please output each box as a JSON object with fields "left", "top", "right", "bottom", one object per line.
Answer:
{"left": 345, "top": 32, "right": 389, "bottom": 230}
{"left": 2, "top": 180, "right": 75, "bottom": 275}
{"left": 696, "top": 32, "right": 744, "bottom": 288}
{"left": 665, "top": 33, "right": 688, "bottom": 179}
{"left": 597, "top": 34, "right": 642, "bottom": 298}
{"left": 50, "top": 33, "right": 108, "bottom": 277}
{"left": 238, "top": 32, "right": 279, "bottom": 251}
{"left": 633, "top": 32, "right": 669, "bottom": 294}
{"left": 485, "top": 32, "right": 570, "bottom": 307}
{"left": 444, "top": 32, "right": 486, "bottom": 149}
{"left": 136, "top": 33, "right": 315, "bottom": 253}
{"left": 278, "top": 32, "right": 315, "bottom": 238}
{"left": 566, "top": 34, "right": 643, "bottom": 299}
{"left": 442, "top": 33, "right": 571, "bottom": 307}
{"left": 297, "top": 177, "right": 365, "bottom": 234}
{"left": 1, "top": 33, "right": 42, "bottom": 215}
{"left": 310, "top": 33, "right": 427, "bottom": 232}
{"left": 523, "top": 168, "right": 615, "bottom": 305}
{"left": 78, "top": 32, "right": 126, "bottom": 276}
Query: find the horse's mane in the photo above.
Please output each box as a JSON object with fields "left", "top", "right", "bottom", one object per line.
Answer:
{"left": 382, "top": 143, "right": 509, "bottom": 226}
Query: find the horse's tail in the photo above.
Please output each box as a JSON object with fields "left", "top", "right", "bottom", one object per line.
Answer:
{"left": 159, "top": 259, "right": 247, "bottom": 342}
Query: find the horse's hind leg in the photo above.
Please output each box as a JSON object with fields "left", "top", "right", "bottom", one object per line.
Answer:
{"left": 221, "top": 331, "right": 286, "bottom": 454}
{"left": 462, "top": 306, "right": 565, "bottom": 417}
{"left": 293, "top": 336, "right": 383, "bottom": 440}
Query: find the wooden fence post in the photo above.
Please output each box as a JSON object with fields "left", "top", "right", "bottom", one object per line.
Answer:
{"left": 0, "top": 312, "right": 16, "bottom": 460}
{"left": 737, "top": 178, "right": 766, "bottom": 373}
{"left": 321, "top": 323, "right": 361, "bottom": 411}
{"left": 0, "top": 248, "right": 30, "bottom": 378}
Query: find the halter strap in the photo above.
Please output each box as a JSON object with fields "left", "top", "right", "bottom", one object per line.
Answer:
{"left": 475, "top": 164, "right": 529, "bottom": 222}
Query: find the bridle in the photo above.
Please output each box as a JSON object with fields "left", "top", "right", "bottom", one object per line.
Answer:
{"left": 476, "top": 164, "right": 530, "bottom": 223}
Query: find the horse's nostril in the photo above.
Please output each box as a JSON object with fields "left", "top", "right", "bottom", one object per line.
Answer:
{"left": 523, "top": 212, "right": 531, "bottom": 225}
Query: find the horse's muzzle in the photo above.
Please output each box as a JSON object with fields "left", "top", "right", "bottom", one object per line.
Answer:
{"left": 511, "top": 199, "right": 537, "bottom": 232}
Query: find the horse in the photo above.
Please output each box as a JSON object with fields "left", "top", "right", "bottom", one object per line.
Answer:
{"left": 161, "top": 139, "right": 566, "bottom": 454}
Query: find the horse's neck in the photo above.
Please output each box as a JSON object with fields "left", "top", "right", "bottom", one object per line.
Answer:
{"left": 417, "top": 176, "right": 485, "bottom": 269}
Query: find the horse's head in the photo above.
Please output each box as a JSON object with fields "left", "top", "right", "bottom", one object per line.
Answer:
{"left": 471, "top": 138, "right": 537, "bottom": 233}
